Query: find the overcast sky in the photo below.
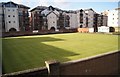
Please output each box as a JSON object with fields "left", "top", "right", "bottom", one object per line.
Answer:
{"left": 1, "top": 0, "right": 119, "bottom": 13}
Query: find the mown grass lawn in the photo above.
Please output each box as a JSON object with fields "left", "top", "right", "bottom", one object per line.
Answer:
{"left": 2, "top": 33, "right": 118, "bottom": 73}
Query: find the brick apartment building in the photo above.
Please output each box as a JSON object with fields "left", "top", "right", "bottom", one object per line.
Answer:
{"left": 18, "top": 4, "right": 30, "bottom": 31}
{"left": 30, "top": 6, "right": 108, "bottom": 32}
{"left": 30, "top": 6, "right": 70, "bottom": 31}
{"left": 0, "top": 1, "right": 109, "bottom": 33}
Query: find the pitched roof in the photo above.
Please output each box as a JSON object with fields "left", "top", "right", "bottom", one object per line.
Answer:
{"left": 41, "top": 9, "right": 51, "bottom": 16}
{"left": 18, "top": 4, "right": 30, "bottom": 9}
{"left": 5, "top": 1, "right": 17, "bottom": 5}
{"left": 0, "top": 1, "right": 18, "bottom": 8}
{"left": 30, "top": 6, "right": 47, "bottom": 12}
{"left": 84, "top": 8, "right": 95, "bottom": 12}
{"left": 0, "top": 1, "right": 30, "bottom": 9}
{"left": 30, "top": 5, "right": 63, "bottom": 12}
{"left": 46, "top": 11, "right": 59, "bottom": 17}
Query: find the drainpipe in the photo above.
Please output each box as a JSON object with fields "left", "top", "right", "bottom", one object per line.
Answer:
{"left": 64, "top": 15, "right": 65, "bottom": 27}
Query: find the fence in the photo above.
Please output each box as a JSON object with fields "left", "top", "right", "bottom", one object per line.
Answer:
{"left": 2, "top": 50, "right": 120, "bottom": 77}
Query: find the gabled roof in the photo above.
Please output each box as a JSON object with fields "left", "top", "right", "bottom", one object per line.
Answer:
{"left": 84, "top": 8, "right": 95, "bottom": 12}
{"left": 30, "top": 6, "right": 47, "bottom": 12}
{"left": 18, "top": 4, "right": 30, "bottom": 9}
{"left": 0, "top": 1, "right": 18, "bottom": 8}
{"left": 5, "top": 1, "right": 18, "bottom": 5}
{"left": 80, "top": 9, "right": 84, "bottom": 12}
{"left": 48, "top": 6, "right": 55, "bottom": 11}
{"left": 0, "top": 1, "right": 30, "bottom": 9}
{"left": 48, "top": 5, "right": 63, "bottom": 12}
{"left": 30, "top": 5, "right": 63, "bottom": 12}
{"left": 46, "top": 11, "right": 59, "bottom": 17}
{"left": 66, "top": 10, "right": 76, "bottom": 14}
{"left": 53, "top": 7, "right": 62, "bottom": 11}
{"left": 41, "top": 9, "right": 51, "bottom": 16}
{"left": 40, "top": 6, "right": 60, "bottom": 17}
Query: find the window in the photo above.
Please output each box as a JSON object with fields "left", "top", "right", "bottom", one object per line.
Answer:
{"left": 13, "top": 21, "right": 15, "bottom": 23}
{"left": 113, "top": 18, "right": 114, "bottom": 20}
{"left": 113, "top": 14, "right": 114, "bottom": 15}
{"left": 8, "top": 15, "right": 10, "bottom": 17}
{"left": 13, "top": 9, "right": 14, "bottom": 11}
{"left": 19, "top": 12, "right": 23, "bottom": 16}
{"left": 37, "top": 12, "right": 39, "bottom": 14}
{"left": 9, "top": 21, "right": 11, "bottom": 23}
{"left": 53, "top": 21, "right": 55, "bottom": 23}
{"left": 13, "top": 15, "right": 15, "bottom": 17}
{"left": 8, "top": 9, "right": 10, "bottom": 11}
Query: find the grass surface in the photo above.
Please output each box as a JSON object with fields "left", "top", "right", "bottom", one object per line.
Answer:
{"left": 3, "top": 33, "right": 118, "bottom": 73}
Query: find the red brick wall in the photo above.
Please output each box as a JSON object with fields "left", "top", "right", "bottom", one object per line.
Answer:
{"left": 78, "top": 28, "right": 89, "bottom": 33}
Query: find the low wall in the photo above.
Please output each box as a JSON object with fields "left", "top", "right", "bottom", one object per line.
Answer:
{"left": 2, "top": 29, "right": 77, "bottom": 37}
{"left": 2, "top": 50, "right": 120, "bottom": 77}
{"left": 2, "top": 67, "right": 48, "bottom": 77}
{"left": 60, "top": 50, "right": 119, "bottom": 75}
{"left": 114, "top": 27, "right": 120, "bottom": 32}
{"left": 78, "top": 28, "right": 89, "bottom": 33}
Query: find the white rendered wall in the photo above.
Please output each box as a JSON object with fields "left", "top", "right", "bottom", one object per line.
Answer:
{"left": 89, "top": 28, "right": 94, "bottom": 32}
{"left": 47, "top": 12, "right": 58, "bottom": 30}
{"left": 4, "top": 7, "right": 19, "bottom": 32}
{"left": 67, "top": 13, "right": 78, "bottom": 29}
{"left": 87, "top": 10, "right": 94, "bottom": 28}
{"left": 0, "top": 7, "right": 2, "bottom": 14}
{"left": 98, "top": 26, "right": 109, "bottom": 33}
{"left": 108, "top": 10, "right": 119, "bottom": 27}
